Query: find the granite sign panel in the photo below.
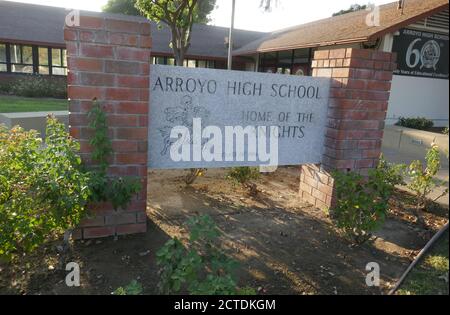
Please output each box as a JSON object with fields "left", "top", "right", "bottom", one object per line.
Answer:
{"left": 148, "top": 65, "right": 330, "bottom": 169}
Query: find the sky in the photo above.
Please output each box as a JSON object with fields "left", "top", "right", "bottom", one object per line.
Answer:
{"left": 7, "top": 0, "right": 394, "bottom": 32}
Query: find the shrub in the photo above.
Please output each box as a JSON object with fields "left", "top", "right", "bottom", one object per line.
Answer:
{"left": 443, "top": 127, "right": 449, "bottom": 135}
{"left": 396, "top": 117, "right": 434, "bottom": 131}
{"left": 226, "top": 167, "right": 260, "bottom": 196}
{"left": 9, "top": 75, "right": 67, "bottom": 99}
{"left": 0, "top": 100, "right": 142, "bottom": 260}
{"left": 0, "top": 81, "right": 12, "bottom": 94}
{"left": 331, "top": 158, "right": 403, "bottom": 244}
{"left": 156, "top": 215, "right": 248, "bottom": 295}
{"left": 0, "top": 116, "right": 90, "bottom": 260}
{"left": 407, "top": 144, "right": 448, "bottom": 224}
{"left": 86, "top": 100, "right": 141, "bottom": 210}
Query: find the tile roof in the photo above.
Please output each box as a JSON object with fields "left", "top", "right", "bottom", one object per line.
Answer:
{"left": 233, "top": 0, "right": 449, "bottom": 56}
{"left": 0, "top": 0, "right": 266, "bottom": 59}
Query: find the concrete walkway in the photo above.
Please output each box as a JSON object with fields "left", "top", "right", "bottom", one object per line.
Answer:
{"left": 382, "top": 126, "right": 449, "bottom": 206}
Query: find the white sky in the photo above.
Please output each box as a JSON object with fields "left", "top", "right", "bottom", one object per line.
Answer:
{"left": 7, "top": 0, "right": 394, "bottom": 32}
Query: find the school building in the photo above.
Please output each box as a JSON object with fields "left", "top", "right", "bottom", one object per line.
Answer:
{"left": 0, "top": 0, "right": 448, "bottom": 126}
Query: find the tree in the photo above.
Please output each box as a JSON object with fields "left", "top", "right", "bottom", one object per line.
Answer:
{"left": 103, "top": 0, "right": 142, "bottom": 15}
{"left": 135, "top": 0, "right": 216, "bottom": 66}
{"left": 260, "top": 0, "right": 279, "bottom": 12}
{"left": 332, "top": 3, "right": 368, "bottom": 16}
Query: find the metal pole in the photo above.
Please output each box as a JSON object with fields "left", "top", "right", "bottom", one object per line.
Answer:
{"left": 227, "top": 0, "right": 236, "bottom": 70}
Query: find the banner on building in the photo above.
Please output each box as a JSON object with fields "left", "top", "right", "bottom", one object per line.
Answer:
{"left": 392, "top": 28, "right": 449, "bottom": 79}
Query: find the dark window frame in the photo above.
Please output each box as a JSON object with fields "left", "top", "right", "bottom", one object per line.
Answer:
{"left": 9, "top": 44, "right": 34, "bottom": 73}
{"left": 0, "top": 43, "right": 8, "bottom": 72}
{"left": 0, "top": 42, "right": 67, "bottom": 76}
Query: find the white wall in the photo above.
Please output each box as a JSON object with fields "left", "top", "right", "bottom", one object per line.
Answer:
{"left": 387, "top": 75, "right": 449, "bottom": 127}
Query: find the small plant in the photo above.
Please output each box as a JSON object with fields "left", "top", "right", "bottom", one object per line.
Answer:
{"left": 227, "top": 167, "right": 260, "bottom": 196}
{"left": 184, "top": 168, "right": 206, "bottom": 185}
{"left": 86, "top": 100, "right": 141, "bottom": 210}
{"left": 407, "top": 144, "right": 448, "bottom": 225}
{"left": 396, "top": 117, "right": 434, "bottom": 131}
{"left": 113, "top": 280, "right": 143, "bottom": 295}
{"left": 443, "top": 127, "right": 449, "bottom": 135}
{"left": 331, "top": 158, "right": 402, "bottom": 244}
{"left": 156, "top": 214, "right": 247, "bottom": 295}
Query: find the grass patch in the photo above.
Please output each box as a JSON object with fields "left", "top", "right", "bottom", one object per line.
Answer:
{"left": 0, "top": 95, "right": 68, "bottom": 113}
{"left": 397, "top": 229, "right": 449, "bottom": 295}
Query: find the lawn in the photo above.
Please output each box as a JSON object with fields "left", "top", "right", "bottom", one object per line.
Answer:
{"left": 0, "top": 95, "right": 68, "bottom": 113}
{"left": 397, "top": 230, "right": 449, "bottom": 295}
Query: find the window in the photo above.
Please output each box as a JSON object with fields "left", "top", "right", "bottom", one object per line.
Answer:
{"left": 0, "top": 43, "right": 67, "bottom": 75}
{"left": 51, "top": 48, "right": 67, "bottom": 75}
{"left": 153, "top": 56, "right": 166, "bottom": 64}
{"left": 10, "top": 44, "right": 33, "bottom": 73}
{"left": 166, "top": 58, "right": 175, "bottom": 66}
{"left": 183, "top": 59, "right": 196, "bottom": 68}
{"left": 39, "top": 47, "right": 50, "bottom": 75}
{"left": 0, "top": 44, "right": 6, "bottom": 72}
{"left": 197, "top": 60, "right": 207, "bottom": 68}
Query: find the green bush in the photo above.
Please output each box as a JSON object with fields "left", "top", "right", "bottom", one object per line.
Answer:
{"left": 331, "top": 158, "right": 404, "bottom": 244}
{"left": 407, "top": 144, "right": 447, "bottom": 224}
{"left": 0, "top": 117, "right": 90, "bottom": 260}
{"left": 0, "top": 101, "right": 142, "bottom": 260}
{"left": 226, "top": 167, "right": 260, "bottom": 195}
{"left": 9, "top": 75, "right": 67, "bottom": 99}
{"left": 0, "top": 81, "right": 13, "bottom": 94}
{"left": 396, "top": 117, "right": 434, "bottom": 131}
{"left": 156, "top": 214, "right": 253, "bottom": 295}
{"left": 443, "top": 127, "right": 449, "bottom": 135}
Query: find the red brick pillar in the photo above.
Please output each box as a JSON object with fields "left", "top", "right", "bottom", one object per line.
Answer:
{"left": 64, "top": 14, "right": 151, "bottom": 239}
{"left": 299, "top": 48, "right": 396, "bottom": 210}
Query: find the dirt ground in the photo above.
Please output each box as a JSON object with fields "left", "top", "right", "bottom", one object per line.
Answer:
{"left": 0, "top": 167, "right": 448, "bottom": 295}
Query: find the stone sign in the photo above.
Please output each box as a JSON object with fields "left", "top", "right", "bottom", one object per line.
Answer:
{"left": 148, "top": 65, "right": 330, "bottom": 169}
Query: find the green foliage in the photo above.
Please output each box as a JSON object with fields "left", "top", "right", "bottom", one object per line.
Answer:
{"left": 396, "top": 116, "right": 434, "bottom": 131}
{"left": 113, "top": 280, "right": 143, "bottom": 295}
{"left": 227, "top": 167, "right": 260, "bottom": 195}
{"left": 156, "top": 214, "right": 245, "bottom": 295}
{"left": 0, "top": 117, "right": 90, "bottom": 260}
{"left": 103, "top": 0, "right": 142, "bottom": 15}
{"left": 8, "top": 75, "right": 67, "bottom": 99}
{"left": 332, "top": 3, "right": 367, "bottom": 16}
{"left": 377, "top": 154, "right": 407, "bottom": 187}
{"left": 236, "top": 286, "right": 257, "bottom": 295}
{"left": 443, "top": 127, "right": 449, "bottom": 135}
{"left": 0, "top": 100, "right": 144, "bottom": 260}
{"left": 86, "top": 100, "right": 141, "bottom": 210}
{"left": 407, "top": 144, "right": 447, "bottom": 211}
{"left": 135, "top": 0, "right": 216, "bottom": 65}
{"left": 331, "top": 159, "right": 401, "bottom": 244}
{"left": 0, "top": 81, "right": 13, "bottom": 94}
{"left": 87, "top": 101, "right": 113, "bottom": 172}
{"left": 226, "top": 167, "right": 260, "bottom": 186}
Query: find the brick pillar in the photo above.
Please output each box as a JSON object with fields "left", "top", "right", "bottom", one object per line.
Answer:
{"left": 299, "top": 48, "right": 396, "bottom": 210}
{"left": 64, "top": 14, "right": 151, "bottom": 239}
